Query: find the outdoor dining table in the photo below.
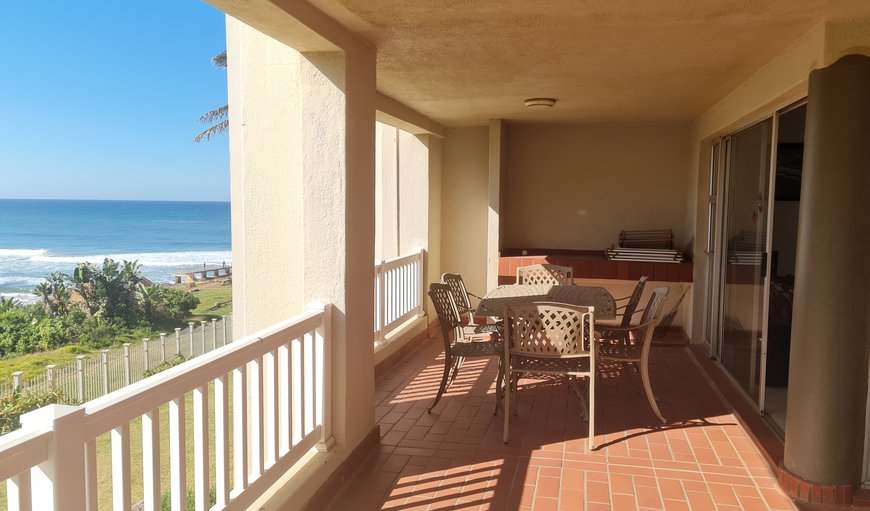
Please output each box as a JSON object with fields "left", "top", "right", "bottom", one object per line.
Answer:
{"left": 475, "top": 284, "right": 617, "bottom": 320}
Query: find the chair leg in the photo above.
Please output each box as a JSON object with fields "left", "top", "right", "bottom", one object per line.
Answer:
{"left": 640, "top": 362, "right": 666, "bottom": 424}
{"left": 447, "top": 356, "right": 464, "bottom": 389}
{"left": 493, "top": 355, "right": 505, "bottom": 416}
{"left": 503, "top": 365, "right": 511, "bottom": 443}
{"left": 428, "top": 354, "right": 452, "bottom": 414}
{"left": 588, "top": 373, "right": 596, "bottom": 451}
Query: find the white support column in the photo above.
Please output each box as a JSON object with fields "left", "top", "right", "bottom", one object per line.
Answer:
{"left": 20, "top": 405, "right": 87, "bottom": 511}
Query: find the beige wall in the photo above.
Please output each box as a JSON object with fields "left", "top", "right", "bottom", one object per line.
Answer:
{"left": 441, "top": 126, "right": 491, "bottom": 297}
{"left": 503, "top": 123, "right": 692, "bottom": 251}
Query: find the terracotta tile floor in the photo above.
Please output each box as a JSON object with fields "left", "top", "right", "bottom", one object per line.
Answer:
{"left": 326, "top": 336, "right": 797, "bottom": 511}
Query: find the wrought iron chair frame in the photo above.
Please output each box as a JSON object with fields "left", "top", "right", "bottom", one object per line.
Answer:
{"left": 516, "top": 264, "right": 574, "bottom": 286}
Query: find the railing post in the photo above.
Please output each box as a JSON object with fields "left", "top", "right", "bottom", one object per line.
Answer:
{"left": 46, "top": 365, "right": 56, "bottom": 392}
{"left": 101, "top": 350, "right": 109, "bottom": 395}
{"left": 211, "top": 318, "right": 218, "bottom": 350}
{"left": 20, "top": 404, "right": 87, "bottom": 511}
{"left": 222, "top": 315, "right": 228, "bottom": 346}
{"left": 174, "top": 327, "right": 181, "bottom": 356}
{"left": 160, "top": 332, "right": 167, "bottom": 363}
{"left": 375, "top": 260, "right": 386, "bottom": 342}
{"left": 143, "top": 339, "right": 150, "bottom": 372}
{"left": 188, "top": 322, "right": 195, "bottom": 355}
{"left": 201, "top": 320, "right": 207, "bottom": 354}
{"left": 122, "top": 343, "right": 131, "bottom": 386}
{"left": 310, "top": 302, "right": 335, "bottom": 452}
{"left": 417, "top": 248, "right": 426, "bottom": 317}
{"left": 76, "top": 356, "right": 84, "bottom": 403}
{"left": 12, "top": 371, "right": 23, "bottom": 394}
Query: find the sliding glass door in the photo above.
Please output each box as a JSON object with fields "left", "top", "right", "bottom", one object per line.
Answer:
{"left": 718, "top": 119, "right": 773, "bottom": 402}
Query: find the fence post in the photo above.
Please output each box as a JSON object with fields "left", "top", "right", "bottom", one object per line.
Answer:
{"left": 200, "top": 320, "right": 207, "bottom": 354}
{"left": 311, "top": 302, "right": 335, "bottom": 452}
{"left": 20, "top": 404, "right": 88, "bottom": 510}
{"left": 143, "top": 338, "right": 151, "bottom": 372}
{"left": 76, "top": 356, "right": 85, "bottom": 402}
{"left": 222, "top": 315, "right": 228, "bottom": 346}
{"left": 160, "top": 332, "right": 167, "bottom": 363}
{"left": 122, "top": 343, "right": 132, "bottom": 386}
{"left": 174, "top": 327, "right": 181, "bottom": 356}
{"left": 211, "top": 318, "right": 218, "bottom": 350}
{"left": 101, "top": 350, "right": 109, "bottom": 395}
{"left": 189, "top": 322, "right": 195, "bottom": 355}
{"left": 46, "top": 364, "right": 56, "bottom": 392}
{"left": 12, "top": 371, "right": 23, "bottom": 394}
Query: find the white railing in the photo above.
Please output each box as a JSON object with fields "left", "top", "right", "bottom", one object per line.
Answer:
{"left": 374, "top": 249, "right": 426, "bottom": 342}
{"left": 1, "top": 316, "right": 233, "bottom": 402}
{"left": 0, "top": 303, "right": 333, "bottom": 511}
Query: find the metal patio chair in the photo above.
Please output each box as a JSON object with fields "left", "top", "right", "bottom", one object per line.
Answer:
{"left": 502, "top": 302, "right": 596, "bottom": 450}
{"left": 441, "top": 272, "right": 499, "bottom": 334}
{"left": 596, "top": 286, "right": 670, "bottom": 423}
{"left": 428, "top": 282, "right": 504, "bottom": 414}
{"left": 596, "top": 275, "right": 649, "bottom": 342}
{"left": 516, "top": 263, "right": 574, "bottom": 286}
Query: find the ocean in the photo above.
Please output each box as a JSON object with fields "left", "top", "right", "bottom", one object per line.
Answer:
{"left": 0, "top": 199, "right": 231, "bottom": 304}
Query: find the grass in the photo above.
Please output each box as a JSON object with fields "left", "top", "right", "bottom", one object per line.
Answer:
{"left": 0, "top": 345, "right": 91, "bottom": 382}
{"left": 188, "top": 285, "right": 233, "bottom": 321}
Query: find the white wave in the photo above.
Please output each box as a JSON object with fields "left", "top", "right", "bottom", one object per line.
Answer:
{"left": 0, "top": 276, "right": 43, "bottom": 286}
{"left": 0, "top": 292, "right": 39, "bottom": 305}
{"left": 0, "top": 248, "right": 47, "bottom": 257}
{"left": 30, "top": 251, "right": 232, "bottom": 268}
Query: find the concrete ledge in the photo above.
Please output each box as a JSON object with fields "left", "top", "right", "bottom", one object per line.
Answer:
{"left": 302, "top": 425, "right": 381, "bottom": 511}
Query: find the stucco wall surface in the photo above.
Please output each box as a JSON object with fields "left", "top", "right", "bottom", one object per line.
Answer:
{"left": 503, "top": 123, "right": 692, "bottom": 251}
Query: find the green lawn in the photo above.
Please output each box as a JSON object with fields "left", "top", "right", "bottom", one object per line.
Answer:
{"left": 189, "top": 286, "right": 233, "bottom": 321}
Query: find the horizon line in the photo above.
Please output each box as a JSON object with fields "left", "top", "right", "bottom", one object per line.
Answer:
{"left": 0, "top": 197, "right": 231, "bottom": 204}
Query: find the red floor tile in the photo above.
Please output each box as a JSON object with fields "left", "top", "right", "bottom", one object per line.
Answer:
{"left": 325, "top": 338, "right": 799, "bottom": 511}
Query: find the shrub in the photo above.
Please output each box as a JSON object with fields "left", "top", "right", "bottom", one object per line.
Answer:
{"left": 0, "top": 390, "right": 69, "bottom": 435}
{"left": 143, "top": 354, "right": 189, "bottom": 377}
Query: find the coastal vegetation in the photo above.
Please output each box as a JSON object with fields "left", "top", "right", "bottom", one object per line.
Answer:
{"left": 0, "top": 259, "right": 199, "bottom": 359}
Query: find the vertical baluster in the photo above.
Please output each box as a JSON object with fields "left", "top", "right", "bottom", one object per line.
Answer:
{"left": 214, "top": 374, "right": 230, "bottom": 507}
{"left": 265, "top": 349, "right": 279, "bottom": 466}
{"left": 233, "top": 364, "right": 248, "bottom": 492}
{"left": 85, "top": 439, "right": 98, "bottom": 511}
{"left": 278, "top": 344, "right": 291, "bottom": 454}
{"left": 291, "top": 337, "right": 302, "bottom": 446}
{"left": 7, "top": 470, "right": 33, "bottom": 511}
{"left": 250, "top": 356, "right": 264, "bottom": 479}
{"left": 169, "top": 396, "right": 187, "bottom": 511}
{"left": 304, "top": 333, "right": 315, "bottom": 434}
{"left": 142, "top": 409, "right": 160, "bottom": 511}
{"left": 193, "top": 385, "right": 209, "bottom": 511}
{"left": 111, "top": 423, "right": 132, "bottom": 511}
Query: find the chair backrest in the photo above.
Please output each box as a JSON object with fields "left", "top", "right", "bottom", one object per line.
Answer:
{"left": 504, "top": 302, "right": 594, "bottom": 359}
{"left": 428, "top": 282, "right": 462, "bottom": 350}
{"left": 638, "top": 286, "right": 670, "bottom": 326}
{"left": 516, "top": 264, "right": 573, "bottom": 286}
{"left": 441, "top": 273, "right": 474, "bottom": 321}
{"left": 620, "top": 276, "right": 649, "bottom": 328}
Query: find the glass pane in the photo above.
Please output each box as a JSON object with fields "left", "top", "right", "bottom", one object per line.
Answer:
{"left": 720, "top": 119, "right": 772, "bottom": 402}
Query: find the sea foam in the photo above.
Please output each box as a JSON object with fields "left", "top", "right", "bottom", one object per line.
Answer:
{"left": 0, "top": 248, "right": 47, "bottom": 257}
{"left": 30, "top": 251, "right": 233, "bottom": 268}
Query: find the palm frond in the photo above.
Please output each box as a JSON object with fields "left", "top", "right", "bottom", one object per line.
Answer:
{"left": 197, "top": 105, "right": 228, "bottom": 124}
{"left": 194, "top": 120, "right": 229, "bottom": 143}
{"left": 212, "top": 51, "right": 227, "bottom": 69}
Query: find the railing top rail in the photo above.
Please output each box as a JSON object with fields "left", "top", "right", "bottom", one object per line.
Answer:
{"left": 83, "top": 305, "right": 328, "bottom": 438}
{"left": 0, "top": 427, "right": 52, "bottom": 481}
{"left": 377, "top": 249, "right": 424, "bottom": 271}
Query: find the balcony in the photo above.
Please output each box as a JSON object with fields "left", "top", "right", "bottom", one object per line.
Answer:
{"left": 327, "top": 332, "right": 797, "bottom": 511}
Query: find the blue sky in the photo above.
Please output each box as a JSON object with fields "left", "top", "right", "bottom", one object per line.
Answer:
{"left": 0, "top": 1, "right": 229, "bottom": 201}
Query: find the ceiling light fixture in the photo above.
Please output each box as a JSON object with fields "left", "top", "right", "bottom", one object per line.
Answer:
{"left": 524, "top": 97, "right": 557, "bottom": 108}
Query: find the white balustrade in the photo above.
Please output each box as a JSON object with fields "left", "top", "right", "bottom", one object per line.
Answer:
{"left": 374, "top": 248, "right": 426, "bottom": 342}
{"left": 0, "top": 304, "right": 333, "bottom": 510}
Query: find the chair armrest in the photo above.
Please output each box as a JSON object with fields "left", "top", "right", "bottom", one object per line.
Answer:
{"left": 596, "top": 319, "right": 657, "bottom": 334}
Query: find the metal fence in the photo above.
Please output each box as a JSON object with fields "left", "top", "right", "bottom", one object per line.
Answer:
{"left": 0, "top": 316, "right": 232, "bottom": 402}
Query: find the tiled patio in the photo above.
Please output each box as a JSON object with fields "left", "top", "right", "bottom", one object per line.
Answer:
{"left": 326, "top": 334, "right": 797, "bottom": 511}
